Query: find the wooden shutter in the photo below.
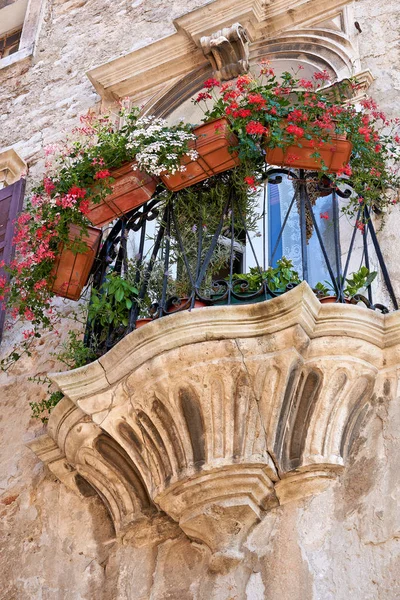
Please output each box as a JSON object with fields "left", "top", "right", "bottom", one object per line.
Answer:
{"left": 0, "top": 179, "right": 26, "bottom": 340}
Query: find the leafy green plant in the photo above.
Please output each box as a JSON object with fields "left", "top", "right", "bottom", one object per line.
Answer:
{"left": 55, "top": 330, "right": 97, "bottom": 369}
{"left": 315, "top": 266, "right": 377, "bottom": 298}
{"left": 88, "top": 273, "right": 139, "bottom": 328}
{"left": 30, "top": 391, "right": 64, "bottom": 424}
{"left": 231, "top": 257, "right": 301, "bottom": 293}
{"left": 155, "top": 166, "right": 259, "bottom": 297}
{"left": 29, "top": 329, "right": 97, "bottom": 422}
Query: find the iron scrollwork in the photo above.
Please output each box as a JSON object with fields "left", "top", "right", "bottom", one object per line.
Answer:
{"left": 84, "top": 168, "right": 396, "bottom": 356}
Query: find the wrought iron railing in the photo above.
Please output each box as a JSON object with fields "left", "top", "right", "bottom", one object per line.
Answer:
{"left": 84, "top": 167, "right": 397, "bottom": 356}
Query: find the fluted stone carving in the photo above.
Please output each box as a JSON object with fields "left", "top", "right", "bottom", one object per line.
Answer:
{"left": 200, "top": 23, "right": 250, "bottom": 80}
{"left": 29, "top": 283, "right": 399, "bottom": 566}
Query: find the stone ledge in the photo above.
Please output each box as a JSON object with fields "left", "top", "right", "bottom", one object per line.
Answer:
{"left": 49, "top": 282, "right": 394, "bottom": 404}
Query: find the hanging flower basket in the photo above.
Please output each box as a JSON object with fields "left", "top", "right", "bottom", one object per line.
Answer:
{"left": 160, "top": 118, "right": 240, "bottom": 191}
{"left": 87, "top": 162, "right": 158, "bottom": 227}
{"left": 265, "top": 135, "right": 352, "bottom": 173}
{"left": 51, "top": 224, "right": 102, "bottom": 301}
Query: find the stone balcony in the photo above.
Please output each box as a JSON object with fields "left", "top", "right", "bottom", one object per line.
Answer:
{"left": 28, "top": 282, "right": 399, "bottom": 572}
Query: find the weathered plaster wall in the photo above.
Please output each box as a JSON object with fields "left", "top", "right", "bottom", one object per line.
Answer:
{"left": 0, "top": 0, "right": 400, "bottom": 598}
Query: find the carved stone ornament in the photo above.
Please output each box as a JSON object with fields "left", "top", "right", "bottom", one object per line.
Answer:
{"left": 0, "top": 148, "right": 27, "bottom": 186}
{"left": 200, "top": 23, "right": 250, "bottom": 80}
{"left": 29, "top": 283, "right": 399, "bottom": 571}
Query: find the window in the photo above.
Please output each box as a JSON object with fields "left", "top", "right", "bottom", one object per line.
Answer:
{"left": 0, "top": 0, "right": 43, "bottom": 69}
{"left": 0, "top": 26, "right": 23, "bottom": 58}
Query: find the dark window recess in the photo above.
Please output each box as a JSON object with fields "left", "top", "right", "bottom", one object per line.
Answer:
{"left": 0, "top": 179, "right": 25, "bottom": 341}
{"left": 0, "top": 27, "right": 22, "bottom": 59}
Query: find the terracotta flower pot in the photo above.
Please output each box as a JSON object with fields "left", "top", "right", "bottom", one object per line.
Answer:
{"left": 167, "top": 297, "right": 208, "bottom": 313}
{"left": 319, "top": 296, "right": 352, "bottom": 304}
{"left": 51, "top": 224, "right": 101, "bottom": 301}
{"left": 135, "top": 317, "right": 153, "bottom": 329}
{"left": 160, "top": 118, "right": 240, "bottom": 191}
{"left": 87, "top": 162, "right": 158, "bottom": 227}
{"left": 265, "top": 136, "right": 352, "bottom": 174}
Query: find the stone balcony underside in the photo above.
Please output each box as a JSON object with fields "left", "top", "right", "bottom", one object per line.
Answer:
{"left": 29, "top": 283, "right": 400, "bottom": 567}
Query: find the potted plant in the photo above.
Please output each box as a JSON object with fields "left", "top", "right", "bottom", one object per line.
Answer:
{"left": 159, "top": 116, "right": 240, "bottom": 191}
{"left": 39, "top": 108, "right": 157, "bottom": 227}
{"left": 160, "top": 166, "right": 258, "bottom": 309}
{"left": 314, "top": 266, "right": 377, "bottom": 303}
{"left": 41, "top": 109, "right": 198, "bottom": 228}
{"left": 0, "top": 176, "right": 103, "bottom": 367}
{"left": 51, "top": 224, "right": 101, "bottom": 301}
{"left": 211, "top": 257, "right": 301, "bottom": 304}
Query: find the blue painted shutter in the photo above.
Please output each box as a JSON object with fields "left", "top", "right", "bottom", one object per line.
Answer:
{"left": 0, "top": 178, "right": 26, "bottom": 341}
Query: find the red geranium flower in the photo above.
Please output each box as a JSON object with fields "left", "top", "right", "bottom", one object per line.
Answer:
{"left": 286, "top": 124, "right": 304, "bottom": 137}
{"left": 244, "top": 176, "right": 257, "bottom": 190}
{"left": 68, "top": 186, "right": 87, "bottom": 198}
{"left": 245, "top": 121, "right": 267, "bottom": 135}
{"left": 203, "top": 78, "right": 220, "bottom": 89}
{"left": 94, "top": 169, "right": 111, "bottom": 180}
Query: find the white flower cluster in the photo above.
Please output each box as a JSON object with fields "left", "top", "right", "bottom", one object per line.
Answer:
{"left": 127, "top": 116, "right": 198, "bottom": 177}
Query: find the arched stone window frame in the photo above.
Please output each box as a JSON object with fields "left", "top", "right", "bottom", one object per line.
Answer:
{"left": 0, "top": 0, "right": 45, "bottom": 70}
{"left": 87, "top": 0, "right": 374, "bottom": 113}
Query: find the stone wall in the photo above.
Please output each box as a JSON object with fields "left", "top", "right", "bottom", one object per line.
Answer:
{"left": 0, "top": 0, "right": 400, "bottom": 598}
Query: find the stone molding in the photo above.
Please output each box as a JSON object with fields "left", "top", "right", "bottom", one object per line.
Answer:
{"left": 29, "top": 283, "right": 399, "bottom": 564}
{"left": 0, "top": 147, "right": 27, "bottom": 186}
{"left": 86, "top": 0, "right": 363, "bottom": 105}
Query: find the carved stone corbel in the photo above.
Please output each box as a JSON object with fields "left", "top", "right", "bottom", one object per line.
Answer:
{"left": 29, "top": 283, "right": 399, "bottom": 571}
{"left": 200, "top": 23, "right": 250, "bottom": 80}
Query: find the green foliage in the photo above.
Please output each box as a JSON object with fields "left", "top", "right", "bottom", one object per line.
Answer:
{"left": 344, "top": 266, "right": 377, "bottom": 297}
{"left": 315, "top": 266, "right": 377, "bottom": 298}
{"left": 232, "top": 257, "right": 301, "bottom": 293}
{"left": 88, "top": 273, "right": 139, "bottom": 328}
{"left": 167, "top": 166, "right": 259, "bottom": 295}
{"left": 55, "top": 330, "right": 97, "bottom": 369}
{"left": 30, "top": 391, "right": 64, "bottom": 424}
{"left": 29, "top": 329, "right": 97, "bottom": 422}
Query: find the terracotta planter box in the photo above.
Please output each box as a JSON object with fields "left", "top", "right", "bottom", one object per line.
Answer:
{"left": 51, "top": 224, "right": 101, "bottom": 301}
{"left": 87, "top": 162, "right": 158, "bottom": 227}
{"left": 160, "top": 118, "right": 240, "bottom": 191}
{"left": 167, "top": 297, "right": 208, "bottom": 312}
{"left": 265, "top": 136, "right": 352, "bottom": 173}
{"left": 135, "top": 317, "right": 153, "bottom": 329}
{"left": 319, "top": 296, "right": 352, "bottom": 304}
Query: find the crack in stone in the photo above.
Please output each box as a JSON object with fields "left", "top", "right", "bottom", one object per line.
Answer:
{"left": 95, "top": 361, "right": 117, "bottom": 428}
{"left": 233, "top": 339, "right": 281, "bottom": 482}
{"left": 97, "top": 359, "right": 112, "bottom": 387}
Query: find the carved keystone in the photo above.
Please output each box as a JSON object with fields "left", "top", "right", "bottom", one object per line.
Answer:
{"left": 200, "top": 23, "right": 250, "bottom": 80}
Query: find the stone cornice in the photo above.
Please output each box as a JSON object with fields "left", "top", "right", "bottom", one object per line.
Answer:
{"left": 50, "top": 282, "right": 396, "bottom": 404}
{"left": 87, "top": 33, "right": 206, "bottom": 102}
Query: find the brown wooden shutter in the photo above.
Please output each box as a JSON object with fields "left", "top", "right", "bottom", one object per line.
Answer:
{"left": 0, "top": 178, "right": 26, "bottom": 340}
